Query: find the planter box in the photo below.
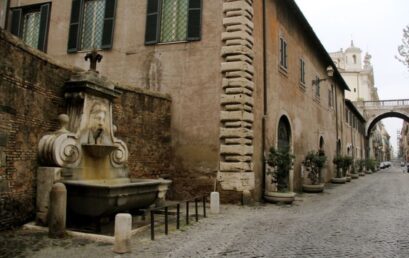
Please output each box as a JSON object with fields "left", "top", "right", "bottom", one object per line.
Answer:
{"left": 264, "top": 191, "right": 295, "bottom": 204}
{"left": 302, "top": 183, "right": 325, "bottom": 193}
{"left": 331, "top": 177, "right": 347, "bottom": 184}
{"left": 365, "top": 170, "right": 372, "bottom": 174}
{"left": 351, "top": 173, "right": 359, "bottom": 179}
{"left": 346, "top": 176, "right": 352, "bottom": 182}
{"left": 359, "top": 172, "right": 365, "bottom": 176}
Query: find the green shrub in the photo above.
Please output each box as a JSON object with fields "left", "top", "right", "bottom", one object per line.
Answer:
{"left": 268, "top": 147, "right": 295, "bottom": 192}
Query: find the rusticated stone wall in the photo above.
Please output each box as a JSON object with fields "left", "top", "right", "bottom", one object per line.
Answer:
{"left": 219, "top": 0, "right": 255, "bottom": 198}
{"left": 0, "top": 29, "right": 172, "bottom": 230}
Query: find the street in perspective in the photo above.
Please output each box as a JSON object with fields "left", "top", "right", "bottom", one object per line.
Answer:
{"left": 1, "top": 0, "right": 409, "bottom": 257}
{"left": 2, "top": 165, "right": 409, "bottom": 257}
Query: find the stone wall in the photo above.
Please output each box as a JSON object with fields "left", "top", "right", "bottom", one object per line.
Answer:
{"left": 0, "top": 29, "right": 172, "bottom": 230}
{"left": 0, "top": 29, "right": 71, "bottom": 230}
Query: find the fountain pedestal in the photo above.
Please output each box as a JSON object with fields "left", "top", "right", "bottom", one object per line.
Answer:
{"left": 37, "top": 70, "right": 171, "bottom": 225}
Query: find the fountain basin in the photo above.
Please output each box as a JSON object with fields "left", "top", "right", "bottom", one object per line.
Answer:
{"left": 82, "top": 144, "right": 118, "bottom": 158}
{"left": 64, "top": 178, "right": 170, "bottom": 217}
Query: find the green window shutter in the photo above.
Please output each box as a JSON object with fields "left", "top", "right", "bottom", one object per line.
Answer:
{"left": 187, "top": 0, "right": 201, "bottom": 41}
{"left": 101, "top": 0, "right": 117, "bottom": 49}
{"left": 145, "top": 0, "right": 161, "bottom": 45}
{"left": 10, "top": 8, "right": 22, "bottom": 37}
{"left": 38, "top": 3, "right": 51, "bottom": 52}
{"left": 67, "top": 0, "right": 83, "bottom": 53}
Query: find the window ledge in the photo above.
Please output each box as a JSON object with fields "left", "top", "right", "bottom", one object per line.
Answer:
{"left": 299, "top": 82, "right": 306, "bottom": 92}
{"left": 279, "top": 65, "right": 288, "bottom": 77}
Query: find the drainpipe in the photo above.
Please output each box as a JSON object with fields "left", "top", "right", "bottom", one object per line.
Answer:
{"left": 261, "top": 0, "right": 267, "bottom": 196}
{"left": 335, "top": 87, "right": 339, "bottom": 153}
{"left": 3, "top": 0, "right": 10, "bottom": 29}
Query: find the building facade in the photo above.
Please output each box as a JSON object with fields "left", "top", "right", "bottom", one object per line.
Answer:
{"left": 2, "top": 0, "right": 370, "bottom": 205}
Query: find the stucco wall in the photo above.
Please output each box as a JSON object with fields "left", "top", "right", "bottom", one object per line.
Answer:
{"left": 259, "top": 0, "right": 346, "bottom": 191}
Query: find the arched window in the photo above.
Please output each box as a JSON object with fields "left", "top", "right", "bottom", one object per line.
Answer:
{"left": 336, "top": 140, "right": 341, "bottom": 155}
{"left": 277, "top": 116, "right": 291, "bottom": 151}
{"left": 353, "top": 55, "right": 357, "bottom": 64}
{"left": 319, "top": 136, "right": 324, "bottom": 150}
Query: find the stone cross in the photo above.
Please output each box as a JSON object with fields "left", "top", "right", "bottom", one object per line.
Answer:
{"left": 84, "top": 49, "right": 103, "bottom": 72}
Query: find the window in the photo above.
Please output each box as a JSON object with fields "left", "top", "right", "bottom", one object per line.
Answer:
{"left": 279, "top": 36, "right": 288, "bottom": 69}
{"left": 345, "top": 107, "right": 348, "bottom": 123}
{"left": 0, "top": 0, "right": 9, "bottom": 29}
{"left": 314, "top": 75, "right": 320, "bottom": 98}
{"left": 353, "top": 54, "right": 357, "bottom": 64}
{"left": 9, "top": 3, "right": 50, "bottom": 51}
{"left": 328, "top": 84, "right": 334, "bottom": 108}
{"left": 145, "top": 0, "right": 202, "bottom": 45}
{"left": 299, "top": 58, "right": 305, "bottom": 84}
{"left": 68, "top": 0, "right": 117, "bottom": 52}
{"left": 328, "top": 89, "right": 332, "bottom": 107}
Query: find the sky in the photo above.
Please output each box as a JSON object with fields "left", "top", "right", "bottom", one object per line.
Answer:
{"left": 294, "top": 0, "right": 409, "bottom": 157}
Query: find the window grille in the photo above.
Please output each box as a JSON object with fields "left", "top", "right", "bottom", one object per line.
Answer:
{"left": 22, "top": 11, "right": 40, "bottom": 49}
{"left": 280, "top": 37, "right": 288, "bottom": 69}
{"left": 300, "top": 59, "right": 305, "bottom": 84}
{"left": 160, "top": 0, "right": 188, "bottom": 43}
{"left": 81, "top": 0, "right": 105, "bottom": 50}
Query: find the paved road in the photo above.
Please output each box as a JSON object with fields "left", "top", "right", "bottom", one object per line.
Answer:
{"left": 2, "top": 166, "right": 409, "bottom": 258}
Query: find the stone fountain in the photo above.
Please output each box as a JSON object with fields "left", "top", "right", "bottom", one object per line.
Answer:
{"left": 36, "top": 52, "right": 171, "bottom": 225}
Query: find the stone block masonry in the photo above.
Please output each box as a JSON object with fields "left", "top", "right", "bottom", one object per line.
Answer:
{"left": 218, "top": 0, "right": 255, "bottom": 197}
{"left": 0, "top": 29, "right": 172, "bottom": 230}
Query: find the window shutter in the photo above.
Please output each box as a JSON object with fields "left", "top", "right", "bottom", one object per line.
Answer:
{"left": 67, "top": 0, "right": 83, "bottom": 53}
{"left": 38, "top": 3, "right": 51, "bottom": 52}
{"left": 145, "top": 0, "right": 161, "bottom": 45}
{"left": 101, "top": 0, "right": 117, "bottom": 49}
{"left": 187, "top": 0, "right": 202, "bottom": 41}
{"left": 10, "top": 8, "right": 22, "bottom": 37}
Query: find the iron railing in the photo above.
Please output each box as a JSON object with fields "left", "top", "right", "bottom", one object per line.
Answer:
{"left": 149, "top": 195, "right": 207, "bottom": 240}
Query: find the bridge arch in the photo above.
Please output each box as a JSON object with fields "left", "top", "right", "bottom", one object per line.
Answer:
{"left": 365, "top": 111, "right": 409, "bottom": 137}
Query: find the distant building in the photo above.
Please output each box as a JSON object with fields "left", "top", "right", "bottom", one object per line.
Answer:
{"left": 330, "top": 41, "right": 378, "bottom": 102}
{"left": 330, "top": 42, "right": 390, "bottom": 161}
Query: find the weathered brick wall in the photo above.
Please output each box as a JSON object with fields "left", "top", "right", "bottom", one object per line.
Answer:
{"left": 0, "top": 29, "right": 73, "bottom": 230}
{"left": 0, "top": 29, "right": 173, "bottom": 230}
{"left": 113, "top": 87, "right": 172, "bottom": 179}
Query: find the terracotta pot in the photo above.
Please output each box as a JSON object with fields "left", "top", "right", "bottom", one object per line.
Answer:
{"left": 302, "top": 183, "right": 325, "bottom": 193}
{"left": 264, "top": 191, "right": 296, "bottom": 204}
{"left": 331, "top": 177, "right": 347, "bottom": 184}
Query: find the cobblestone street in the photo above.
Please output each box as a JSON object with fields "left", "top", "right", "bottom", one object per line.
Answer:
{"left": 2, "top": 166, "right": 409, "bottom": 258}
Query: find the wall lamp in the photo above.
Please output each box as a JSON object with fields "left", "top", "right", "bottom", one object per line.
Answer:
{"left": 312, "top": 66, "right": 334, "bottom": 85}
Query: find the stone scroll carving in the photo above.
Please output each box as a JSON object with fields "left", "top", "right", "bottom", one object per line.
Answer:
{"left": 110, "top": 139, "right": 129, "bottom": 168}
{"left": 38, "top": 114, "right": 82, "bottom": 168}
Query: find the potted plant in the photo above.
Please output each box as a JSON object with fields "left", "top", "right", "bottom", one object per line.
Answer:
{"left": 365, "top": 159, "right": 375, "bottom": 174}
{"left": 302, "top": 150, "right": 327, "bottom": 193}
{"left": 350, "top": 160, "right": 359, "bottom": 179}
{"left": 356, "top": 159, "right": 365, "bottom": 177}
{"left": 344, "top": 156, "right": 353, "bottom": 182}
{"left": 332, "top": 155, "right": 347, "bottom": 184}
{"left": 264, "top": 147, "right": 296, "bottom": 204}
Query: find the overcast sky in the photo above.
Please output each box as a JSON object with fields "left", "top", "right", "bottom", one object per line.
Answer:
{"left": 295, "top": 0, "right": 409, "bottom": 157}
